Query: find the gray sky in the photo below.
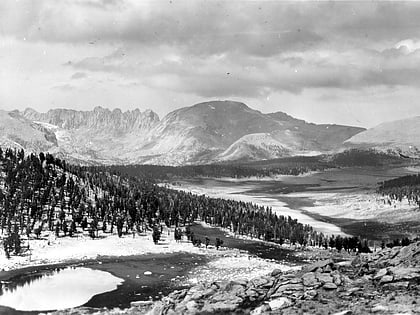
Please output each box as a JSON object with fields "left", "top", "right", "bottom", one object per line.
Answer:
{"left": 1, "top": 0, "right": 420, "bottom": 127}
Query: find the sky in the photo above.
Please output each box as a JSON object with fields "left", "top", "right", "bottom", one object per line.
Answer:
{"left": 1, "top": 1, "right": 420, "bottom": 128}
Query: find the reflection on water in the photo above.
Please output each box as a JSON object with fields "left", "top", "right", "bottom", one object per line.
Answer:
{"left": 0, "top": 267, "right": 123, "bottom": 311}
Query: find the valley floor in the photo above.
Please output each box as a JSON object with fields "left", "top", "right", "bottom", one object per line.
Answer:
{"left": 169, "top": 167, "right": 420, "bottom": 240}
{"left": 290, "top": 190, "right": 420, "bottom": 240}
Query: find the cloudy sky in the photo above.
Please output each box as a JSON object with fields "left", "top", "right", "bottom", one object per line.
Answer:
{"left": 1, "top": 0, "right": 420, "bottom": 127}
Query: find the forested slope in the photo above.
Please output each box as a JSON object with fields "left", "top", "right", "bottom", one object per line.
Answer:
{"left": 378, "top": 173, "right": 420, "bottom": 208}
{"left": 0, "top": 147, "right": 318, "bottom": 258}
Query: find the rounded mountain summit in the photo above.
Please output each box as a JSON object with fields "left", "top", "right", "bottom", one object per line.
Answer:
{"left": 1, "top": 101, "right": 365, "bottom": 165}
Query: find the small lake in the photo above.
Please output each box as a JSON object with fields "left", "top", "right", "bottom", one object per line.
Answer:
{"left": 0, "top": 229, "right": 301, "bottom": 314}
{"left": 0, "top": 253, "right": 208, "bottom": 314}
{"left": 0, "top": 267, "right": 123, "bottom": 312}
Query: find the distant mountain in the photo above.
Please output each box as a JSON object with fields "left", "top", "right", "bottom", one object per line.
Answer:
{"left": 218, "top": 133, "right": 292, "bottom": 161}
{"left": 0, "top": 110, "right": 58, "bottom": 152}
{"left": 23, "top": 106, "right": 159, "bottom": 133}
{"left": 345, "top": 116, "right": 420, "bottom": 157}
{"left": 1, "top": 101, "right": 364, "bottom": 165}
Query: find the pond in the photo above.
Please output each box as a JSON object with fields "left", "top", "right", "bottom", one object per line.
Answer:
{"left": 0, "top": 267, "right": 123, "bottom": 312}
{"left": 0, "top": 252, "right": 208, "bottom": 314}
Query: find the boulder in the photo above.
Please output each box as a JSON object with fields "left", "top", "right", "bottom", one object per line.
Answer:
{"left": 250, "top": 303, "right": 271, "bottom": 315}
{"left": 332, "top": 274, "right": 342, "bottom": 286}
{"left": 268, "top": 297, "right": 292, "bottom": 311}
{"left": 271, "top": 269, "right": 283, "bottom": 277}
{"left": 245, "top": 289, "right": 261, "bottom": 302}
{"left": 316, "top": 273, "right": 334, "bottom": 284}
{"left": 387, "top": 241, "right": 420, "bottom": 267}
{"left": 373, "top": 268, "right": 388, "bottom": 280}
{"left": 323, "top": 282, "right": 338, "bottom": 290}
{"left": 185, "top": 301, "right": 198, "bottom": 313}
{"left": 275, "top": 283, "right": 304, "bottom": 294}
{"left": 302, "top": 272, "right": 320, "bottom": 287}
{"left": 379, "top": 275, "right": 394, "bottom": 283}
{"left": 324, "top": 264, "right": 333, "bottom": 273}
{"left": 234, "top": 278, "right": 249, "bottom": 287}
{"left": 250, "top": 277, "right": 270, "bottom": 288}
{"left": 389, "top": 266, "right": 420, "bottom": 281}
{"left": 303, "top": 289, "right": 318, "bottom": 299}
{"left": 305, "top": 259, "right": 335, "bottom": 272}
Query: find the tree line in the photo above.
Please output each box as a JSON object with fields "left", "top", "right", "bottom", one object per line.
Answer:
{"left": 0, "top": 147, "right": 318, "bottom": 257}
{"left": 1, "top": 147, "right": 414, "bottom": 259}
{"left": 378, "top": 173, "right": 420, "bottom": 209}
{"left": 109, "top": 149, "right": 410, "bottom": 181}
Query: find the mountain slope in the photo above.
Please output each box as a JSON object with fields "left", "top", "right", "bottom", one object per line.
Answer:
{"left": 345, "top": 116, "right": 420, "bottom": 157}
{"left": 0, "top": 101, "right": 365, "bottom": 165}
{"left": 218, "top": 133, "right": 292, "bottom": 161}
{"left": 22, "top": 106, "right": 160, "bottom": 164}
{"left": 0, "top": 110, "right": 58, "bottom": 152}
{"left": 138, "top": 101, "right": 364, "bottom": 164}
{"left": 23, "top": 106, "right": 159, "bottom": 133}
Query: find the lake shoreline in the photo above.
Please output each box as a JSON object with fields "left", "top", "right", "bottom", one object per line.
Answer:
{"left": 0, "top": 224, "right": 302, "bottom": 312}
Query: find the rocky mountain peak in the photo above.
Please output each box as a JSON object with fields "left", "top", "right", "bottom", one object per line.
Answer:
{"left": 20, "top": 107, "right": 160, "bottom": 132}
{"left": 3, "top": 100, "right": 365, "bottom": 165}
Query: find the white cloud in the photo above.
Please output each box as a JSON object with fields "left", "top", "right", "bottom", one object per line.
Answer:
{"left": 395, "top": 39, "right": 420, "bottom": 53}
{"left": 2, "top": 1, "right": 420, "bottom": 127}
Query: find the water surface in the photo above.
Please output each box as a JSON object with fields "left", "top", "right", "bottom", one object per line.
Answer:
{"left": 0, "top": 253, "right": 208, "bottom": 314}
{"left": 0, "top": 267, "right": 123, "bottom": 312}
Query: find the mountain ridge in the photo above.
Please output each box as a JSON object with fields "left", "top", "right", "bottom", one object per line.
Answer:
{"left": 1, "top": 101, "right": 365, "bottom": 165}
{"left": 22, "top": 106, "right": 160, "bottom": 133}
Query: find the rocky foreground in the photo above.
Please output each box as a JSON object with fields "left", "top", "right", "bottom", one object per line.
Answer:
{"left": 49, "top": 242, "right": 420, "bottom": 315}
{"left": 145, "top": 242, "right": 420, "bottom": 315}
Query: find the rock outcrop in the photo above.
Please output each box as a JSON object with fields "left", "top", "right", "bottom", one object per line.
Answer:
{"left": 22, "top": 106, "right": 160, "bottom": 133}
{"left": 146, "top": 241, "right": 420, "bottom": 315}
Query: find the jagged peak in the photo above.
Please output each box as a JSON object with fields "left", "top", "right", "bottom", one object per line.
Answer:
{"left": 22, "top": 106, "right": 157, "bottom": 117}
{"left": 23, "top": 107, "right": 39, "bottom": 114}
{"left": 20, "top": 106, "right": 160, "bottom": 131}
{"left": 93, "top": 106, "right": 108, "bottom": 113}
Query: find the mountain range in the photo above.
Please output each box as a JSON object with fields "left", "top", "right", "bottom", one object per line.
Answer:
{"left": 1, "top": 100, "right": 415, "bottom": 165}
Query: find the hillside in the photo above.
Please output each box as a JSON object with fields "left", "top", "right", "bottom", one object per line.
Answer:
{"left": 0, "top": 101, "right": 365, "bottom": 165}
{"left": 346, "top": 116, "right": 420, "bottom": 157}
{"left": 0, "top": 147, "right": 316, "bottom": 259}
{"left": 0, "top": 110, "right": 58, "bottom": 153}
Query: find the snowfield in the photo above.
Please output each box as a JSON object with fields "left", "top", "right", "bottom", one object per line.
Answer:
{"left": 0, "top": 228, "right": 202, "bottom": 271}
{"left": 0, "top": 225, "right": 294, "bottom": 286}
